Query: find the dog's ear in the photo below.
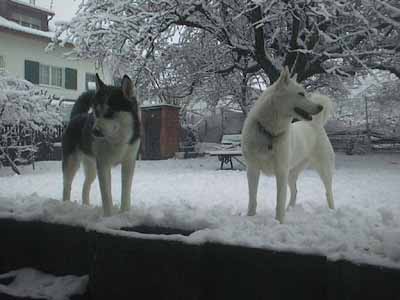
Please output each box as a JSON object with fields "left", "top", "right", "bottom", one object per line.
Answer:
{"left": 95, "top": 73, "right": 105, "bottom": 91}
{"left": 121, "top": 75, "right": 135, "bottom": 99}
{"left": 277, "top": 66, "right": 290, "bottom": 86}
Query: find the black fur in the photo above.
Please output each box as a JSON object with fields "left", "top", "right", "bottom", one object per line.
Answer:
{"left": 92, "top": 85, "right": 141, "bottom": 143}
{"left": 69, "top": 91, "right": 95, "bottom": 120}
{"left": 62, "top": 81, "right": 140, "bottom": 171}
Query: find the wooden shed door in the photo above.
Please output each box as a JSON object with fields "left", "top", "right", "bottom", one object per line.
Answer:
{"left": 144, "top": 111, "right": 161, "bottom": 159}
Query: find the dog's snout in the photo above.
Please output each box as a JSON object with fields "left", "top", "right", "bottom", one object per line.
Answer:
{"left": 92, "top": 127, "right": 104, "bottom": 138}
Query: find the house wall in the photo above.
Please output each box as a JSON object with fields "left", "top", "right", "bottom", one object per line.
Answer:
{"left": 0, "top": 29, "right": 111, "bottom": 100}
{"left": 0, "top": 0, "right": 9, "bottom": 18}
{"left": 7, "top": 1, "right": 50, "bottom": 31}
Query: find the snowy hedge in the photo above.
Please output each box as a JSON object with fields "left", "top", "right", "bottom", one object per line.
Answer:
{"left": 0, "top": 70, "right": 62, "bottom": 166}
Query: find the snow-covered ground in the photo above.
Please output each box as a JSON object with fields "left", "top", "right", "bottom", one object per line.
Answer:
{"left": 0, "top": 153, "right": 400, "bottom": 269}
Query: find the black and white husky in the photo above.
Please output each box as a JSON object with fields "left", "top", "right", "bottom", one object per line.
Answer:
{"left": 62, "top": 74, "right": 141, "bottom": 216}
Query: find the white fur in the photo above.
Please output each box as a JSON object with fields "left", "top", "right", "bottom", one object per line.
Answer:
{"left": 242, "top": 67, "right": 335, "bottom": 223}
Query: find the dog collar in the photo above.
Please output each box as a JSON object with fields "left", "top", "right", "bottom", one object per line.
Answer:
{"left": 257, "top": 122, "right": 284, "bottom": 150}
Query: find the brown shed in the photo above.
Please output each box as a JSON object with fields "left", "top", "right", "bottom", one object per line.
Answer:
{"left": 140, "top": 104, "right": 181, "bottom": 160}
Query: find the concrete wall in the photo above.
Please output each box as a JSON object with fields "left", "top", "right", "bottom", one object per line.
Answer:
{"left": 1, "top": 218, "right": 400, "bottom": 300}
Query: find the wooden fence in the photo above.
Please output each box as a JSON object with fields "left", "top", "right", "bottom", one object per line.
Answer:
{"left": 328, "top": 130, "right": 400, "bottom": 155}
{"left": 1, "top": 125, "right": 400, "bottom": 168}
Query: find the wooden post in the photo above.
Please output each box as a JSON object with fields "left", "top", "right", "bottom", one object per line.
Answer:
{"left": 364, "top": 96, "right": 372, "bottom": 149}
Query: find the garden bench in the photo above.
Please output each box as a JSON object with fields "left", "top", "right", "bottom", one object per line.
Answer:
{"left": 207, "top": 134, "right": 245, "bottom": 170}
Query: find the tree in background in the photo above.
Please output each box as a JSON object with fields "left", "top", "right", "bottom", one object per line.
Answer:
{"left": 51, "top": 0, "right": 400, "bottom": 118}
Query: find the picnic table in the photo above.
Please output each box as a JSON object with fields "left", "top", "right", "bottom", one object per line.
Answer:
{"left": 207, "top": 134, "right": 246, "bottom": 170}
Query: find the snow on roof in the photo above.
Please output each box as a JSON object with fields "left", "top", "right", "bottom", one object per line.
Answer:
{"left": 9, "top": 0, "right": 55, "bottom": 15}
{"left": 0, "top": 16, "right": 54, "bottom": 40}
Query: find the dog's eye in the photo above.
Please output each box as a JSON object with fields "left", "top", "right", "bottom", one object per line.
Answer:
{"left": 298, "top": 92, "right": 305, "bottom": 97}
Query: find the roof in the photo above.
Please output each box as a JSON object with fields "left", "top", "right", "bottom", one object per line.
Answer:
{"left": 9, "top": 0, "right": 55, "bottom": 16}
{"left": 0, "top": 16, "right": 53, "bottom": 40}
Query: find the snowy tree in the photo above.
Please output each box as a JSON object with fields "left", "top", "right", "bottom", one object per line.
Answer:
{"left": 50, "top": 0, "right": 400, "bottom": 122}
{"left": 360, "top": 0, "right": 400, "bottom": 78}
{"left": 330, "top": 71, "right": 400, "bottom": 135}
{"left": 0, "top": 71, "right": 62, "bottom": 172}
{"left": 52, "top": 0, "right": 400, "bottom": 80}
{"left": 361, "top": 77, "right": 400, "bottom": 135}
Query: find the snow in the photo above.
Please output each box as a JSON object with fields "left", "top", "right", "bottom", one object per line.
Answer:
{"left": 0, "top": 70, "right": 62, "bottom": 126}
{"left": 0, "top": 268, "right": 88, "bottom": 300}
{"left": 1, "top": 153, "right": 400, "bottom": 269}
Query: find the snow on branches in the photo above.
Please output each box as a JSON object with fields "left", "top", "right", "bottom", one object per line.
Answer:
{"left": 50, "top": 0, "right": 400, "bottom": 118}
{"left": 52, "top": 0, "right": 400, "bottom": 80}
{"left": 0, "top": 71, "right": 62, "bottom": 167}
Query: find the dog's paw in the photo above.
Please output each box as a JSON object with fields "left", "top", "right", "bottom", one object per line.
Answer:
{"left": 247, "top": 211, "right": 256, "bottom": 217}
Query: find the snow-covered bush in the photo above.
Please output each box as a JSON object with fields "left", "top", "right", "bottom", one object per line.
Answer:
{"left": 0, "top": 70, "right": 62, "bottom": 167}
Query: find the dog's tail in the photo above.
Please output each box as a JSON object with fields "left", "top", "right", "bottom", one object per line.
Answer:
{"left": 69, "top": 90, "right": 95, "bottom": 120}
{"left": 310, "top": 93, "right": 334, "bottom": 127}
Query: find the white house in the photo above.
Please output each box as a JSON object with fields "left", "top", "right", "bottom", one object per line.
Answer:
{"left": 0, "top": 0, "right": 111, "bottom": 105}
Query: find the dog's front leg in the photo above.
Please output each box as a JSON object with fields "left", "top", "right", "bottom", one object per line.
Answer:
{"left": 247, "top": 166, "right": 260, "bottom": 216}
{"left": 96, "top": 161, "right": 113, "bottom": 217}
{"left": 275, "top": 169, "right": 289, "bottom": 223}
{"left": 120, "top": 158, "right": 135, "bottom": 212}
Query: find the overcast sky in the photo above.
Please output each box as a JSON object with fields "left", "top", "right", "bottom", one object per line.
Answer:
{"left": 34, "top": 0, "right": 80, "bottom": 22}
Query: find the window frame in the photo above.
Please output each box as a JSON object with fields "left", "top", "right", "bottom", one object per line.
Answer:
{"left": 39, "top": 64, "right": 50, "bottom": 85}
{"left": 25, "top": 60, "right": 78, "bottom": 90}
{"left": 11, "top": 12, "right": 41, "bottom": 30}
{"left": 51, "top": 66, "right": 63, "bottom": 88}
{"left": 85, "top": 73, "right": 97, "bottom": 90}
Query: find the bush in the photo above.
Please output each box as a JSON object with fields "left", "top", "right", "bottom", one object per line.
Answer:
{"left": 0, "top": 70, "right": 62, "bottom": 168}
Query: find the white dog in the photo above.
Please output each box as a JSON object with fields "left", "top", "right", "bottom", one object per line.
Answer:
{"left": 242, "top": 67, "right": 335, "bottom": 223}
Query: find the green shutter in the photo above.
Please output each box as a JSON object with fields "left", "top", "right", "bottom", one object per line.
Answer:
{"left": 65, "top": 68, "right": 77, "bottom": 90}
{"left": 24, "top": 60, "right": 39, "bottom": 84}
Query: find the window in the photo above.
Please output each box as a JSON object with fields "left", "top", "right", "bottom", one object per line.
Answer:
{"left": 24, "top": 60, "right": 77, "bottom": 89}
{"left": 85, "top": 73, "right": 97, "bottom": 90}
{"left": 51, "top": 66, "right": 63, "bottom": 87}
{"left": 39, "top": 64, "right": 50, "bottom": 85}
{"left": 11, "top": 13, "right": 41, "bottom": 30}
{"left": 0, "top": 55, "right": 5, "bottom": 70}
